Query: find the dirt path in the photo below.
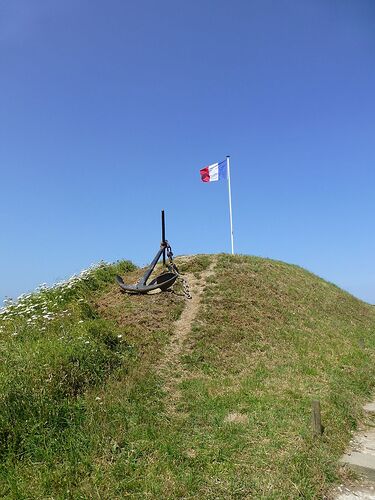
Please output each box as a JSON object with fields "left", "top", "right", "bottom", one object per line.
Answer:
{"left": 157, "top": 258, "right": 216, "bottom": 414}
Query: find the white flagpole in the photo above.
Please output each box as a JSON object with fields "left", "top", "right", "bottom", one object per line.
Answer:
{"left": 226, "top": 155, "right": 234, "bottom": 254}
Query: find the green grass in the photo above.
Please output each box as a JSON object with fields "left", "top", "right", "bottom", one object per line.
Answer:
{"left": 1, "top": 254, "right": 375, "bottom": 498}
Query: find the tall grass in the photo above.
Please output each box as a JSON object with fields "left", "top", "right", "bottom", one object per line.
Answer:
{"left": 0, "top": 262, "right": 135, "bottom": 473}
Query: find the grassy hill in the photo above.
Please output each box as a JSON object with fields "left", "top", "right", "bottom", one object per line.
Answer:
{"left": 0, "top": 254, "right": 374, "bottom": 498}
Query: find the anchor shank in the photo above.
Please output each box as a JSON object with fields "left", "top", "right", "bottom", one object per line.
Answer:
{"left": 161, "top": 209, "right": 166, "bottom": 266}
{"left": 138, "top": 244, "right": 166, "bottom": 286}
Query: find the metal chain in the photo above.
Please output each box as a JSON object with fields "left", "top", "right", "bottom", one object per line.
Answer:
{"left": 164, "top": 244, "right": 191, "bottom": 299}
{"left": 179, "top": 275, "right": 192, "bottom": 300}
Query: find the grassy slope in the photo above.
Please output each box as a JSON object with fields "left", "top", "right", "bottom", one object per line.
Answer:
{"left": 1, "top": 254, "right": 374, "bottom": 498}
{"left": 177, "top": 255, "right": 375, "bottom": 498}
{"left": 0, "top": 261, "right": 185, "bottom": 498}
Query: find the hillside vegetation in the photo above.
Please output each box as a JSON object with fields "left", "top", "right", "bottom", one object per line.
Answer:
{"left": 0, "top": 254, "right": 374, "bottom": 498}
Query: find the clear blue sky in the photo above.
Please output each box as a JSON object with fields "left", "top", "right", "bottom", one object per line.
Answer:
{"left": 1, "top": 0, "right": 374, "bottom": 304}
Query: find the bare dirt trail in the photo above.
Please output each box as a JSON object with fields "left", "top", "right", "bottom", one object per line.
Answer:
{"left": 157, "top": 257, "right": 216, "bottom": 414}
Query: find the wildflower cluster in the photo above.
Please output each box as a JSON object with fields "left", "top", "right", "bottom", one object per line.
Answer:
{"left": 0, "top": 262, "right": 108, "bottom": 330}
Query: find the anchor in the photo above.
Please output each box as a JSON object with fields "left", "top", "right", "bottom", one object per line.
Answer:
{"left": 115, "top": 210, "right": 179, "bottom": 294}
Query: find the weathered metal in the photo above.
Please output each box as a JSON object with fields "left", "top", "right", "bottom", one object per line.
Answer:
{"left": 162, "top": 209, "right": 166, "bottom": 266}
{"left": 115, "top": 211, "right": 179, "bottom": 294}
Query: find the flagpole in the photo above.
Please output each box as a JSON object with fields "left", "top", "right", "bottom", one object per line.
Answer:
{"left": 226, "top": 155, "right": 234, "bottom": 255}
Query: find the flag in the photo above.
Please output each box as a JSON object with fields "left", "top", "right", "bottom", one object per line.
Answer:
{"left": 200, "top": 160, "right": 227, "bottom": 182}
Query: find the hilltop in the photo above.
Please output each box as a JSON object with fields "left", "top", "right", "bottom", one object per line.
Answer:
{"left": 0, "top": 254, "right": 375, "bottom": 498}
